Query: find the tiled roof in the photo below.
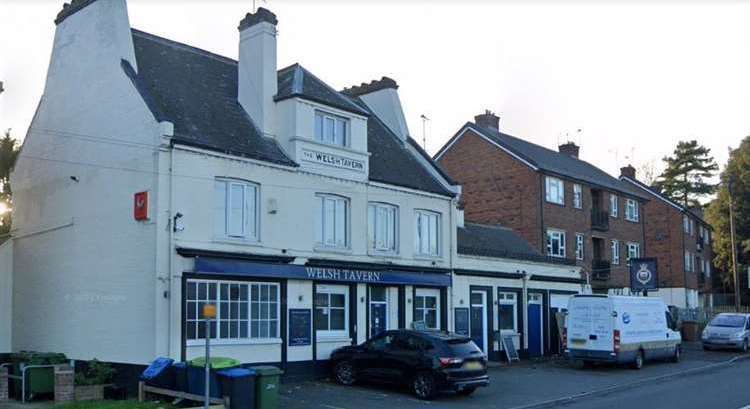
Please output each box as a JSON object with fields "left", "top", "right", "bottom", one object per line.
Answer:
{"left": 127, "top": 29, "right": 453, "bottom": 196}
{"left": 620, "top": 175, "right": 710, "bottom": 226}
{"left": 458, "top": 222, "right": 576, "bottom": 265}
{"left": 442, "top": 123, "right": 650, "bottom": 200}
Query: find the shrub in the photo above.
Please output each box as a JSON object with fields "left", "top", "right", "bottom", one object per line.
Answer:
{"left": 75, "top": 359, "right": 116, "bottom": 386}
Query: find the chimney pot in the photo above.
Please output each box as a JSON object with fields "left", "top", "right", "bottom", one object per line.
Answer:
{"left": 558, "top": 142, "right": 580, "bottom": 158}
{"left": 238, "top": 7, "right": 278, "bottom": 30}
{"left": 620, "top": 164, "right": 636, "bottom": 180}
{"left": 474, "top": 110, "right": 499, "bottom": 130}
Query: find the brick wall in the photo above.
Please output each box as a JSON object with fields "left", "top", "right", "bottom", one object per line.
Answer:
{"left": 437, "top": 129, "right": 542, "bottom": 248}
{"left": 54, "top": 365, "right": 75, "bottom": 404}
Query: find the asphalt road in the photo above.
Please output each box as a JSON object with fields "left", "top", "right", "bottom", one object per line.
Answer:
{"left": 279, "top": 347, "right": 749, "bottom": 409}
{"left": 564, "top": 358, "right": 750, "bottom": 409}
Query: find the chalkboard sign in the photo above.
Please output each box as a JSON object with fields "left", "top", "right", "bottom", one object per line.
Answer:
{"left": 454, "top": 308, "right": 470, "bottom": 336}
{"left": 502, "top": 335, "right": 520, "bottom": 363}
{"left": 289, "top": 309, "right": 311, "bottom": 346}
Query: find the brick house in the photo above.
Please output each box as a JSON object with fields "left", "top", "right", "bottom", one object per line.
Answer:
{"left": 620, "top": 166, "right": 713, "bottom": 308}
{"left": 434, "top": 111, "right": 650, "bottom": 291}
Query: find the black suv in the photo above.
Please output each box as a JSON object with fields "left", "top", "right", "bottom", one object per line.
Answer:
{"left": 330, "top": 329, "right": 489, "bottom": 400}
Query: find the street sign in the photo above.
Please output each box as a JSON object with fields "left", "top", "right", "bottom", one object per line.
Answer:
{"left": 630, "top": 258, "right": 658, "bottom": 292}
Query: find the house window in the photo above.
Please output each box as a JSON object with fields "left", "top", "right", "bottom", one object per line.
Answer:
{"left": 546, "top": 230, "right": 566, "bottom": 258}
{"left": 414, "top": 288, "right": 440, "bottom": 330}
{"left": 611, "top": 240, "right": 620, "bottom": 264}
{"left": 545, "top": 176, "right": 564, "bottom": 205}
{"left": 690, "top": 220, "right": 695, "bottom": 236}
{"left": 683, "top": 215, "right": 690, "bottom": 233}
{"left": 573, "top": 184, "right": 583, "bottom": 209}
{"left": 368, "top": 203, "right": 398, "bottom": 253}
{"left": 315, "top": 285, "right": 348, "bottom": 337}
{"left": 704, "top": 230, "right": 710, "bottom": 245}
{"left": 415, "top": 210, "right": 440, "bottom": 257}
{"left": 214, "top": 179, "right": 259, "bottom": 240}
{"left": 610, "top": 194, "right": 618, "bottom": 218}
{"left": 185, "top": 280, "right": 279, "bottom": 342}
{"left": 315, "top": 194, "right": 349, "bottom": 249}
{"left": 314, "top": 111, "right": 348, "bottom": 146}
{"left": 575, "top": 233, "right": 584, "bottom": 260}
{"left": 627, "top": 242, "right": 641, "bottom": 262}
{"left": 497, "top": 292, "right": 518, "bottom": 331}
{"left": 704, "top": 259, "right": 711, "bottom": 276}
{"left": 625, "top": 199, "right": 639, "bottom": 222}
{"left": 684, "top": 250, "right": 693, "bottom": 272}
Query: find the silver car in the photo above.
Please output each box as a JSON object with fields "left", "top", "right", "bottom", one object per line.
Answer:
{"left": 702, "top": 313, "right": 750, "bottom": 352}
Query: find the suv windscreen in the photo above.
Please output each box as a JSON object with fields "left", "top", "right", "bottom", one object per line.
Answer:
{"left": 709, "top": 315, "right": 746, "bottom": 328}
{"left": 444, "top": 338, "right": 481, "bottom": 356}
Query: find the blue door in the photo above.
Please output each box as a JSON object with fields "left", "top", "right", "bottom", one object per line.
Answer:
{"left": 370, "top": 303, "right": 387, "bottom": 337}
{"left": 527, "top": 294, "right": 543, "bottom": 357}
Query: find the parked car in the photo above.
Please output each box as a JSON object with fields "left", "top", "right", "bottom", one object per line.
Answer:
{"left": 565, "top": 295, "right": 681, "bottom": 369}
{"left": 330, "top": 329, "right": 489, "bottom": 400}
{"left": 702, "top": 313, "right": 750, "bottom": 352}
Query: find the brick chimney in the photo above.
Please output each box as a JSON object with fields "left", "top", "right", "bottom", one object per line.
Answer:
{"left": 620, "top": 164, "right": 636, "bottom": 180}
{"left": 558, "top": 142, "right": 580, "bottom": 158}
{"left": 238, "top": 8, "right": 278, "bottom": 137}
{"left": 474, "top": 110, "right": 499, "bottom": 131}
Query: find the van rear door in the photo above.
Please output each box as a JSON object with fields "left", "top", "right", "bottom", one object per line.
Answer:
{"left": 568, "top": 296, "right": 614, "bottom": 352}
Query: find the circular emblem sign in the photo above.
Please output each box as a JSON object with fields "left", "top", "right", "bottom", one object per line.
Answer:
{"left": 636, "top": 263, "right": 652, "bottom": 285}
{"left": 622, "top": 312, "right": 631, "bottom": 325}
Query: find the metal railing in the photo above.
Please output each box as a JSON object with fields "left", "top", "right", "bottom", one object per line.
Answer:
{"left": 1, "top": 362, "right": 62, "bottom": 403}
{"left": 591, "top": 259, "right": 611, "bottom": 280}
{"left": 591, "top": 209, "right": 610, "bottom": 231}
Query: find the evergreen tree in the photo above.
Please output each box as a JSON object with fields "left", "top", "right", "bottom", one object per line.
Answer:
{"left": 0, "top": 129, "right": 19, "bottom": 235}
{"left": 706, "top": 137, "right": 750, "bottom": 295}
{"left": 654, "top": 140, "right": 719, "bottom": 207}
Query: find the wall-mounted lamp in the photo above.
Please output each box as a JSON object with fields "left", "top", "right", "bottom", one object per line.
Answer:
{"left": 173, "top": 212, "right": 184, "bottom": 232}
{"left": 298, "top": 295, "right": 304, "bottom": 302}
{"left": 459, "top": 299, "right": 464, "bottom": 305}
{"left": 70, "top": 176, "right": 79, "bottom": 183}
{"left": 360, "top": 296, "right": 365, "bottom": 303}
{"left": 267, "top": 198, "right": 278, "bottom": 214}
{"left": 407, "top": 298, "right": 412, "bottom": 304}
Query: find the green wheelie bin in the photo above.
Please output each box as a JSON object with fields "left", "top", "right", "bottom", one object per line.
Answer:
{"left": 250, "top": 366, "right": 283, "bottom": 409}
{"left": 10, "top": 352, "right": 68, "bottom": 401}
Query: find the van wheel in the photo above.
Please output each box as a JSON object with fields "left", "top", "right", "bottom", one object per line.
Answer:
{"left": 672, "top": 345, "right": 681, "bottom": 363}
{"left": 413, "top": 372, "right": 437, "bottom": 400}
{"left": 333, "top": 361, "right": 356, "bottom": 385}
{"left": 632, "top": 350, "right": 645, "bottom": 370}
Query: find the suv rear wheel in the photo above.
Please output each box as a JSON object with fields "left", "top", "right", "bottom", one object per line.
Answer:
{"left": 457, "top": 387, "right": 477, "bottom": 396}
{"left": 333, "top": 361, "right": 356, "bottom": 386}
{"left": 413, "top": 372, "right": 437, "bottom": 400}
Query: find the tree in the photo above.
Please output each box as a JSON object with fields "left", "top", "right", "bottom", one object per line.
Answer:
{"left": 0, "top": 129, "right": 19, "bottom": 235}
{"left": 636, "top": 159, "right": 659, "bottom": 187}
{"left": 706, "top": 137, "right": 750, "bottom": 297}
{"left": 653, "top": 140, "right": 719, "bottom": 207}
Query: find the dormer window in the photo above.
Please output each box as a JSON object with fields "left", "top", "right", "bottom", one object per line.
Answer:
{"left": 315, "top": 111, "right": 348, "bottom": 147}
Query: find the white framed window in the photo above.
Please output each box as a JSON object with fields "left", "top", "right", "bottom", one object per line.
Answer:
{"left": 497, "top": 292, "right": 518, "bottom": 332}
{"left": 704, "top": 259, "right": 711, "bottom": 276}
{"left": 690, "top": 219, "right": 695, "bottom": 236}
{"left": 611, "top": 240, "right": 620, "bottom": 265}
{"left": 414, "top": 288, "right": 440, "bottom": 330}
{"left": 314, "top": 111, "right": 348, "bottom": 147}
{"left": 545, "top": 176, "right": 564, "bottom": 205}
{"left": 573, "top": 184, "right": 583, "bottom": 209}
{"left": 315, "top": 194, "right": 349, "bottom": 249}
{"left": 214, "top": 179, "right": 259, "bottom": 240}
{"left": 368, "top": 203, "right": 398, "bottom": 253}
{"left": 546, "top": 230, "right": 566, "bottom": 258}
{"left": 315, "top": 285, "right": 349, "bottom": 338}
{"left": 610, "top": 194, "right": 619, "bottom": 218}
{"left": 684, "top": 250, "right": 693, "bottom": 272}
{"left": 575, "top": 233, "right": 584, "bottom": 260}
{"left": 415, "top": 210, "right": 441, "bottom": 257}
{"left": 704, "top": 230, "right": 710, "bottom": 245}
{"left": 683, "top": 215, "right": 690, "bottom": 233}
{"left": 185, "top": 280, "right": 279, "bottom": 343}
{"left": 625, "top": 199, "right": 639, "bottom": 222}
{"left": 627, "top": 242, "right": 641, "bottom": 262}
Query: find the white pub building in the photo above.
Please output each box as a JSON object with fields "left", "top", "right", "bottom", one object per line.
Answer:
{"left": 2, "top": 0, "right": 583, "bottom": 381}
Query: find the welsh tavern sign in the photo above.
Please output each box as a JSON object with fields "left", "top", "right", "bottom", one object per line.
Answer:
{"left": 301, "top": 149, "right": 365, "bottom": 172}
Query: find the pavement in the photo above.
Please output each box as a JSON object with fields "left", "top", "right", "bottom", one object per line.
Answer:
{"left": 279, "top": 344, "right": 749, "bottom": 409}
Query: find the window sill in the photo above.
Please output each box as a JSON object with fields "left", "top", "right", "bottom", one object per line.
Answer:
{"left": 316, "top": 336, "right": 352, "bottom": 343}
{"left": 187, "top": 338, "right": 282, "bottom": 347}
{"left": 414, "top": 254, "right": 443, "bottom": 261}
{"left": 545, "top": 200, "right": 565, "bottom": 207}
{"left": 314, "top": 246, "right": 352, "bottom": 255}
{"left": 368, "top": 251, "right": 401, "bottom": 259}
{"left": 213, "top": 237, "right": 262, "bottom": 246}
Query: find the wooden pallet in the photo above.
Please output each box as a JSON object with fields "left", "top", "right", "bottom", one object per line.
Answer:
{"left": 138, "top": 381, "right": 229, "bottom": 407}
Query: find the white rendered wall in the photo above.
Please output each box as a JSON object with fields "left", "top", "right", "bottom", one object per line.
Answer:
{"left": 0, "top": 240, "right": 12, "bottom": 352}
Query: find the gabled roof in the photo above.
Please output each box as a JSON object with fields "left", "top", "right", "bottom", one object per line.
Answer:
{"left": 458, "top": 222, "right": 539, "bottom": 259}
{"left": 436, "top": 122, "right": 650, "bottom": 200}
{"left": 620, "top": 175, "right": 710, "bottom": 227}
{"left": 276, "top": 64, "right": 369, "bottom": 116}
{"left": 127, "top": 29, "right": 453, "bottom": 196}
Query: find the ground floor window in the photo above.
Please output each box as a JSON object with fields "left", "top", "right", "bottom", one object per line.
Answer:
{"left": 185, "top": 279, "right": 279, "bottom": 342}
{"left": 315, "top": 285, "right": 349, "bottom": 338}
{"left": 414, "top": 288, "right": 440, "bottom": 330}
{"left": 497, "top": 292, "right": 518, "bottom": 332}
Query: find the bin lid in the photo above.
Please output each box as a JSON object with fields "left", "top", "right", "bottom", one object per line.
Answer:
{"left": 250, "top": 365, "right": 283, "bottom": 376}
{"left": 141, "top": 357, "right": 174, "bottom": 380}
{"left": 217, "top": 368, "right": 256, "bottom": 378}
{"left": 189, "top": 357, "right": 241, "bottom": 369}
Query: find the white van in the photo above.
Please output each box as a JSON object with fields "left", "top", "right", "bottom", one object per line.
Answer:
{"left": 565, "top": 295, "right": 681, "bottom": 369}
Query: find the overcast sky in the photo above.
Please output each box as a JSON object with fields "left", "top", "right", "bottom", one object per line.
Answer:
{"left": 1, "top": 0, "right": 748, "bottom": 180}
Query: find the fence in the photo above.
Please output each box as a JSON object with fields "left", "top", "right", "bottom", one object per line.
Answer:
{"left": 676, "top": 305, "right": 750, "bottom": 335}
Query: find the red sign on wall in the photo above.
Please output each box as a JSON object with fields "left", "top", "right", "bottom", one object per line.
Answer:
{"left": 134, "top": 191, "right": 149, "bottom": 221}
